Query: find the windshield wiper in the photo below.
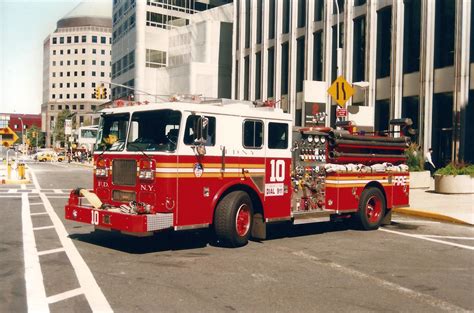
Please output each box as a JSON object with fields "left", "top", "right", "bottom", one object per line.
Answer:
{"left": 127, "top": 142, "right": 152, "bottom": 160}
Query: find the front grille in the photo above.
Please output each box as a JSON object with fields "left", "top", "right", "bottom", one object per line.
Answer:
{"left": 112, "top": 159, "right": 136, "bottom": 186}
{"left": 112, "top": 190, "right": 136, "bottom": 202}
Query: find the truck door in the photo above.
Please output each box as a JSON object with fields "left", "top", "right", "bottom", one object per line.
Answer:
{"left": 264, "top": 121, "right": 292, "bottom": 219}
{"left": 176, "top": 114, "right": 218, "bottom": 228}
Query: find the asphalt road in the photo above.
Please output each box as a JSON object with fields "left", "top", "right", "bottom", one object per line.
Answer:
{"left": 1, "top": 161, "right": 473, "bottom": 312}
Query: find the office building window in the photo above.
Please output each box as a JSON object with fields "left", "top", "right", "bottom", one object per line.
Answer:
{"left": 296, "top": 37, "right": 305, "bottom": 92}
{"left": 74, "top": 35, "right": 79, "bottom": 43}
{"left": 60, "top": 50, "right": 63, "bottom": 55}
{"left": 334, "top": 0, "right": 344, "bottom": 14}
{"left": 315, "top": 0, "right": 324, "bottom": 21}
{"left": 101, "top": 60, "right": 105, "bottom": 66}
{"left": 244, "top": 56, "right": 249, "bottom": 100}
{"left": 82, "top": 60, "right": 85, "bottom": 65}
{"left": 52, "top": 72, "right": 56, "bottom": 77}
{"left": 67, "top": 36, "right": 72, "bottom": 43}
{"left": 52, "top": 94, "right": 56, "bottom": 99}
{"left": 74, "top": 82, "right": 77, "bottom": 87}
{"left": 74, "top": 60, "right": 78, "bottom": 65}
{"left": 60, "top": 83, "right": 63, "bottom": 88}
{"left": 52, "top": 61, "right": 56, "bottom": 66}
{"left": 92, "top": 60, "right": 96, "bottom": 65}
{"left": 58, "top": 105, "right": 62, "bottom": 110}
{"left": 67, "top": 72, "right": 70, "bottom": 77}
{"left": 376, "top": 7, "right": 392, "bottom": 78}
{"left": 434, "top": 0, "right": 455, "bottom": 68}
{"left": 75, "top": 49, "right": 78, "bottom": 54}
{"left": 81, "top": 93, "right": 85, "bottom": 99}
{"left": 80, "top": 104, "right": 84, "bottom": 110}
{"left": 245, "top": 0, "right": 251, "bottom": 49}
{"left": 60, "top": 37, "right": 64, "bottom": 44}
{"left": 235, "top": 60, "right": 239, "bottom": 98}
{"left": 268, "top": 0, "right": 275, "bottom": 39}
{"left": 375, "top": 100, "right": 390, "bottom": 132}
{"left": 81, "top": 71, "right": 85, "bottom": 76}
{"left": 92, "top": 82, "right": 96, "bottom": 87}
{"left": 81, "top": 82, "right": 85, "bottom": 87}
{"left": 283, "top": 0, "right": 290, "bottom": 34}
{"left": 312, "top": 32, "right": 323, "bottom": 81}
{"left": 101, "top": 49, "right": 105, "bottom": 55}
{"left": 355, "top": 0, "right": 367, "bottom": 5}
{"left": 101, "top": 72, "right": 105, "bottom": 77}
{"left": 297, "top": 0, "right": 306, "bottom": 28}
{"left": 60, "top": 61, "right": 63, "bottom": 66}
{"left": 52, "top": 37, "right": 57, "bottom": 44}
{"left": 67, "top": 49, "right": 71, "bottom": 54}
{"left": 145, "top": 49, "right": 166, "bottom": 68}
{"left": 404, "top": 0, "right": 421, "bottom": 74}
{"left": 50, "top": 105, "right": 54, "bottom": 110}
{"left": 66, "top": 83, "right": 70, "bottom": 88}
{"left": 268, "top": 48, "right": 275, "bottom": 97}
{"left": 256, "top": 0, "right": 262, "bottom": 44}
{"left": 52, "top": 83, "right": 55, "bottom": 88}
{"left": 74, "top": 71, "right": 78, "bottom": 77}
{"left": 92, "top": 36, "right": 98, "bottom": 43}
{"left": 93, "top": 49, "right": 97, "bottom": 54}
{"left": 353, "top": 16, "right": 366, "bottom": 81}
{"left": 92, "top": 71, "right": 96, "bottom": 76}
{"left": 101, "top": 36, "right": 106, "bottom": 44}
{"left": 59, "top": 94, "right": 63, "bottom": 99}
{"left": 60, "top": 72, "right": 63, "bottom": 77}
{"left": 53, "top": 50, "right": 56, "bottom": 55}
{"left": 281, "top": 42, "right": 289, "bottom": 95}
{"left": 255, "top": 52, "right": 261, "bottom": 100}
{"left": 82, "top": 48, "right": 86, "bottom": 53}
{"left": 67, "top": 60, "right": 70, "bottom": 65}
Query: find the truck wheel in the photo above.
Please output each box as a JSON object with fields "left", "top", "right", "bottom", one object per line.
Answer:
{"left": 214, "top": 191, "right": 253, "bottom": 247}
{"left": 357, "top": 187, "right": 386, "bottom": 230}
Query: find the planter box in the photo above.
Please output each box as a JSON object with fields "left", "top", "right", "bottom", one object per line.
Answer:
{"left": 409, "top": 171, "right": 431, "bottom": 189}
{"left": 434, "top": 175, "right": 474, "bottom": 194}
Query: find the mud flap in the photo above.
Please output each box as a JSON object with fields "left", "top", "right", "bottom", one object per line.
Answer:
{"left": 381, "top": 209, "right": 392, "bottom": 226}
{"left": 251, "top": 213, "right": 266, "bottom": 240}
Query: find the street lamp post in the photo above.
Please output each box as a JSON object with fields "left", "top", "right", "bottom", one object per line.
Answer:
{"left": 334, "top": 0, "right": 342, "bottom": 77}
{"left": 18, "top": 117, "right": 25, "bottom": 159}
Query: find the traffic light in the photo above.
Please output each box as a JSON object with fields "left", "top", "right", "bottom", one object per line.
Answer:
{"left": 95, "top": 87, "right": 101, "bottom": 99}
{"left": 102, "top": 88, "right": 107, "bottom": 99}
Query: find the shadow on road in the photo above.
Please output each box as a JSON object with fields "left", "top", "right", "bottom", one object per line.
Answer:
{"left": 68, "top": 220, "right": 355, "bottom": 254}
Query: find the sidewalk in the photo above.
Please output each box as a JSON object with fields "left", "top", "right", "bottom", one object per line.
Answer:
{"left": 394, "top": 180, "right": 474, "bottom": 226}
{"left": 0, "top": 163, "right": 31, "bottom": 184}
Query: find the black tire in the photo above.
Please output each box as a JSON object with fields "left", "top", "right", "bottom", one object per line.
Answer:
{"left": 214, "top": 191, "right": 253, "bottom": 247}
{"left": 356, "top": 187, "right": 386, "bottom": 230}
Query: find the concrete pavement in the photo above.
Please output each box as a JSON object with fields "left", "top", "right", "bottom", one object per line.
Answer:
{"left": 394, "top": 180, "right": 474, "bottom": 226}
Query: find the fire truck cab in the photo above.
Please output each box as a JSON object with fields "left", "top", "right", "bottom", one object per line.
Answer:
{"left": 65, "top": 98, "right": 410, "bottom": 247}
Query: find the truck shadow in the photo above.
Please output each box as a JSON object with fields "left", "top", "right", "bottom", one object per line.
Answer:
{"left": 68, "top": 221, "right": 354, "bottom": 254}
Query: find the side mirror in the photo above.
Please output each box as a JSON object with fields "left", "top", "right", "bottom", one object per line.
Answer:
{"left": 193, "top": 116, "right": 208, "bottom": 156}
{"left": 193, "top": 116, "right": 209, "bottom": 145}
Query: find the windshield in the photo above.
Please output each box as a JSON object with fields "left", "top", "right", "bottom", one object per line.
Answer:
{"left": 95, "top": 113, "right": 130, "bottom": 151}
{"left": 81, "top": 129, "right": 97, "bottom": 139}
{"left": 127, "top": 109, "right": 182, "bottom": 152}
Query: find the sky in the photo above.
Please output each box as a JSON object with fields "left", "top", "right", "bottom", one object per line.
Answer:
{"left": 0, "top": 0, "right": 90, "bottom": 114}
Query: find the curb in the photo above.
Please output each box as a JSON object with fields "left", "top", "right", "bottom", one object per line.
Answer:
{"left": 393, "top": 207, "right": 472, "bottom": 226}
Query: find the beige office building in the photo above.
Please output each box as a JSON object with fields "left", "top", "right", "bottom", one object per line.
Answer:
{"left": 233, "top": 0, "right": 473, "bottom": 165}
{"left": 41, "top": 1, "right": 112, "bottom": 147}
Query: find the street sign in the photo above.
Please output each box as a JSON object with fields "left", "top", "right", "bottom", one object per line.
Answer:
{"left": 65, "top": 119, "right": 72, "bottom": 135}
{"left": 336, "top": 107, "right": 348, "bottom": 117}
{"left": 327, "top": 76, "right": 354, "bottom": 108}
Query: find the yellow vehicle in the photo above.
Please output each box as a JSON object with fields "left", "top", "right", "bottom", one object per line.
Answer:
{"left": 37, "top": 152, "right": 55, "bottom": 162}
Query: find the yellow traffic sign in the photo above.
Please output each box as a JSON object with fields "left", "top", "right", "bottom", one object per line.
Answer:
{"left": 0, "top": 126, "right": 19, "bottom": 147}
{"left": 327, "top": 76, "right": 355, "bottom": 108}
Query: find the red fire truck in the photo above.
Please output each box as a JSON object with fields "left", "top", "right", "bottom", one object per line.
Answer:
{"left": 65, "top": 97, "right": 411, "bottom": 247}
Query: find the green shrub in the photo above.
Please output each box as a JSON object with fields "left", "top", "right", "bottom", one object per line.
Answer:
{"left": 435, "top": 162, "right": 474, "bottom": 177}
{"left": 405, "top": 143, "right": 423, "bottom": 172}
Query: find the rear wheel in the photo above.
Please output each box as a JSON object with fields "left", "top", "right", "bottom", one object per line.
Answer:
{"left": 214, "top": 191, "right": 253, "bottom": 247}
{"left": 357, "top": 187, "right": 386, "bottom": 230}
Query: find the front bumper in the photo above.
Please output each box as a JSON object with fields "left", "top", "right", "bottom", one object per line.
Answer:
{"left": 65, "top": 191, "right": 173, "bottom": 234}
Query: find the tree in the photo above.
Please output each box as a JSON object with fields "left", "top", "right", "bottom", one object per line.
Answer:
{"left": 27, "top": 125, "right": 45, "bottom": 148}
{"left": 53, "top": 109, "right": 72, "bottom": 146}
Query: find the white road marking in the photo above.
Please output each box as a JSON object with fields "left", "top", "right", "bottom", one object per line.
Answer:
{"left": 292, "top": 250, "right": 468, "bottom": 312}
{"left": 21, "top": 184, "right": 26, "bottom": 190}
{"left": 33, "top": 226, "right": 55, "bottom": 231}
{"left": 53, "top": 189, "right": 62, "bottom": 194}
{"left": 30, "top": 212, "right": 48, "bottom": 216}
{"left": 47, "top": 288, "right": 83, "bottom": 304}
{"left": 8, "top": 189, "right": 17, "bottom": 193}
{"left": 30, "top": 170, "right": 113, "bottom": 312}
{"left": 0, "top": 195, "right": 22, "bottom": 198}
{"left": 420, "top": 235, "right": 474, "bottom": 240}
{"left": 43, "top": 196, "right": 70, "bottom": 199}
{"left": 30, "top": 203, "right": 43, "bottom": 206}
{"left": 21, "top": 193, "right": 49, "bottom": 313}
{"left": 38, "top": 247, "right": 65, "bottom": 256}
{"left": 380, "top": 228, "right": 474, "bottom": 251}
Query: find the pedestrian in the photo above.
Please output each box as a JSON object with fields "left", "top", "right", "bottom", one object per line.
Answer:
{"left": 424, "top": 147, "right": 436, "bottom": 176}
